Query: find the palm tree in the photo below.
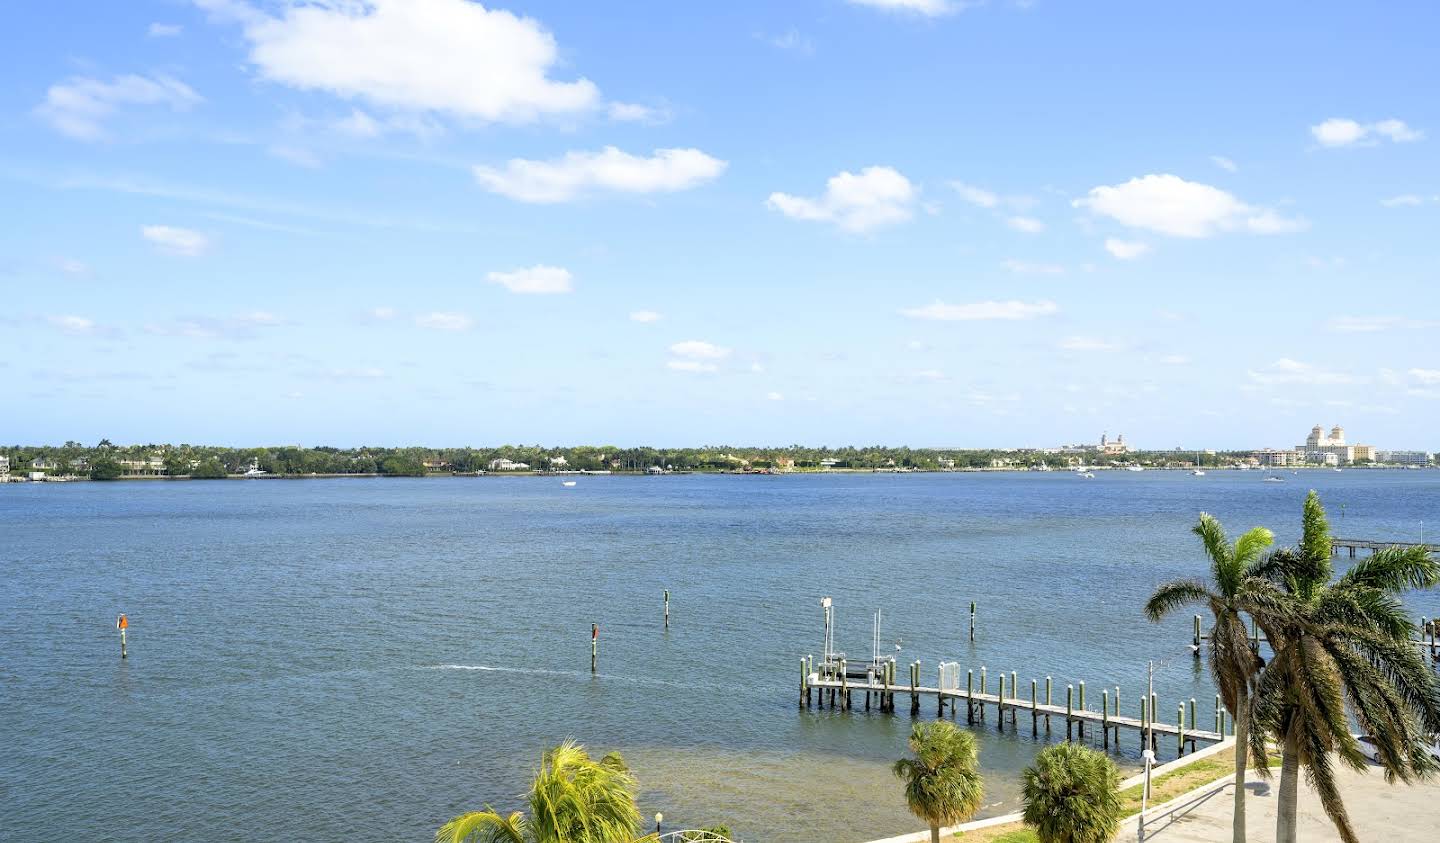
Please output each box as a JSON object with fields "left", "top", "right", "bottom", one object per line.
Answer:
{"left": 437, "top": 740, "right": 641, "bottom": 843}
{"left": 1143, "top": 512, "right": 1275, "bottom": 843}
{"left": 1248, "top": 491, "right": 1440, "bottom": 843}
{"left": 892, "top": 721, "right": 984, "bottom": 843}
{"left": 1021, "top": 742, "right": 1121, "bottom": 843}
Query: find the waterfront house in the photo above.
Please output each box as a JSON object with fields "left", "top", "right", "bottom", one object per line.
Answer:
{"left": 487, "top": 458, "right": 530, "bottom": 471}
{"left": 118, "top": 455, "right": 166, "bottom": 476}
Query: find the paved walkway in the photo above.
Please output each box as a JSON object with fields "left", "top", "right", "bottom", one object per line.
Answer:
{"left": 1131, "top": 764, "right": 1440, "bottom": 841}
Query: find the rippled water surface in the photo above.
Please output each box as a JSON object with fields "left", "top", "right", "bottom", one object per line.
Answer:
{"left": 2, "top": 471, "right": 1436, "bottom": 841}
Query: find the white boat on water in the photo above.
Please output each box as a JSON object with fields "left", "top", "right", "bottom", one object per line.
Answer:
{"left": 1126, "top": 465, "right": 1144, "bottom": 472}
{"left": 1192, "top": 469, "right": 1206, "bottom": 476}
{"left": 561, "top": 480, "right": 577, "bottom": 487}
{"left": 1264, "top": 475, "right": 1285, "bottom": 483}
{"left": 1079, "top": 471, "right": 1096, "bottom": 478}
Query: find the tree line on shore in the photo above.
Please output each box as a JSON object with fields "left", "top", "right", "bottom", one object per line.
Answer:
{"left": 3, "top": 440, "right": 1271, "bottom": 480}
{"left": 432, "top": 491, "right": 1438, "bottom": 843}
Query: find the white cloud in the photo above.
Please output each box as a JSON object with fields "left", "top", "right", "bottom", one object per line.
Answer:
{"left": 1074, "top": 174, "right": 1305, "bottom": 238}
{"left": 766, "top": 29, "right": 814, "bottom": 56}
{"left": 767, "top": 166, "right": 917, "bottom": 233}
{"left": 629, "top": 310, "right": 662, "bottom": 323}
{"left": 1247, "top": 358, "right": 1359, "bottom": 386}
{"left": 1410, "top": 368, "right": 1440, "bottom": 385}
{"left": 1059, "top": 336, "right": 1124, "bottom": 352}
{"left": 1380, "top": 194, "right": 1428, "bottom": 207}
{"left": 667, "top": 360, "right": 717, "bottom": 373}
{"left": 485, "top": 264, "right": 573, "bottom": 294}
{"left": 1005, "top": 215, "right": 1045, "bottom": 233}
{"left": 370, "top": 306, "right": 397, "bottom": 320}
{"left": 950, "top": 181, "right": 998, "bottom": 208}
{"left": 212, "top": 0, "right": 599, "bottom": 124}
{"left": 1104, "top": 238, "right": 1151, "bottom": 259}
{"left": 36, "top": 73, "right": 201, "bottom": 140}
{"left": 414, "top": 311, "right": 473, "bottom": 331}
{"left": 474, "top": 146, "right": 726, "bottom": 203}
{"left": 669, "top": 340, "right": 731, "bottom": 360}
{"left": 1210, "top": 155, "right": 1238, "bottom": 172}
{"left": 1159, "top": 354, "right": 1191, "bottom": 365}
{"left": 148, "top": 23, "right": 183, "bottom": 37}
{"left": 847, "top": 0, "right": 958, "bottom": 16}
{"left": 1311, "top": 117, "right": 1424, "bottom": 147}
{"left": 607, "top": 102, "right": 669, "bottom": 124}
{"left": 900, "top": 299, "right": 1059, "bottom": 321}
{"left": 766, "top": 391, "right": 784, "bottom": 401}
{"left": 48, "top": 315, "right": 98, "bottom": 335}
{"left": 142, "top": 225, "right": 210, "bottom": 256}
{"left": 268, "top": 144, "right": 322, "bottom": 168}
{"left": 1001, "top": 259, "right": 1064, "bottom": 275}
{"left": 333, "top": 108, "right": 382, "bottom": 138}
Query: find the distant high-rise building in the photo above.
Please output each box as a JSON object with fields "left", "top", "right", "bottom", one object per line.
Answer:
{"left": 1297, "top": 423, "right": 1372, "bottom": 465}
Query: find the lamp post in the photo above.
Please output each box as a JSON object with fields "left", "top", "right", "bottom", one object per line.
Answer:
{"left": 655, "top": 812, "right": 663, "bottom": 837}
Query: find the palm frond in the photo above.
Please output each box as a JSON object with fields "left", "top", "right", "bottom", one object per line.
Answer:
{"left": 435, "top": 810, "right": 528, "bottom": 843}
{"left": 1143, "top": 579, "right": 1212, "bottom": 622}
{"left": 1338, "top": 546, "right": 1440, "bottom": 593}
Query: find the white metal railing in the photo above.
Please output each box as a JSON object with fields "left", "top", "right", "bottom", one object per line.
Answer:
{"left": 653, "top": 831, "right": 738, "bottom": 842}
{"left": 938, "top": 661, "right": 962, "bottom": 691}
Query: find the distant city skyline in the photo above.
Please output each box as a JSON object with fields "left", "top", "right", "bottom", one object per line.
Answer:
{"left": 3, "top": 1, "right": 1438, "bottom": 448}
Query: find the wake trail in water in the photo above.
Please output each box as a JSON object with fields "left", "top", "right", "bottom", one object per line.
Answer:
{"left": 419, "top": 663, "right": 727, "bottom": 692}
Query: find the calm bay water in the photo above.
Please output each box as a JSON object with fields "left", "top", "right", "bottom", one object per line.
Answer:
{"left": 2, "top": 470, "right": 1436, "bottom": 842}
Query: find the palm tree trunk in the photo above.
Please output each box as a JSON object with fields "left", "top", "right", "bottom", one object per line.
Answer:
{"left": 1232, "top": 688, "right": 1249, "bottom": 843}
{"left": 929, "top": 822, "right": 940, "bottom": 843}
{"left": 1276, "top": 726, "right": 1300, "bottom": 843}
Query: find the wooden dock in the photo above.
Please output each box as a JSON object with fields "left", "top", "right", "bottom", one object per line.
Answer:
{"left": 799, "top": 657, "right": 1225, "bottom": 756}
{"left": 1331, "top": 537, "right": 1440, "bottom": 558}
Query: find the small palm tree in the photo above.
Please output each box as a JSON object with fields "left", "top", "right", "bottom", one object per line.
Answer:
{"left": 437, "top": 740, "right": 641, "bottom": 843}
{"left": 1144, "top": 512, "right": 1274, "bottom": 843}
{"left": 1249, "top": 491, "right": 1440, "bottom": 843}
{"left": 892, "top": 721, "right": 984, "bottom": 843}
{"left": 1021, "top": 743, "right": 1121, "bottom": 843}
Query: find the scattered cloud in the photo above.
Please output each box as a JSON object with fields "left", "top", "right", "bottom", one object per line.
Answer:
{"left": 1005, "top": 215, "right": 1045, "bottom": 233}
{"left": 205, "top": 0, "right": 600, "bottom": 125}
{"left": 1074, "top": 174, "right": 1306, "bottom": 237}
{"left": 141, "top": 224, "right": 210, "bottom": 256}
{"left": 268, "top": 144, "right": 322, "bottom": 168}
{"left": 1104, "top": 238, "right": 1151, "bottom": 259}
{"left": 148, "top": 22, "right": 183, "bottom": 37}
{"left": 1247, "top": 358, "right": 1359, "bottom": 386}
{"left": 36, "top": 73, "right": 202, "bottom": 140}
{"left": 369, "top": 307, "right": 398, "bottom": 320}
{"left": 144, "top": 311, "right": 289, "bottom": 340}
{"left": 765, "top": 29, "right": 814, "bottom": 56}
{"left": 951, "top": 182, "right": 999, "bottom": 208}
{"left": 413, "top": 312, "right": 473, "bottom": 332}
{"left": 1380, "top": 194, "right": 1436, "bottom": 207}
{"left": 1410, "top": 368, "right": 1440, "bottom": 385}
{"left": 1210, "top": 155, "right": 1238, "bottom": 172}
{"left": 1001, "top": 259, "right": 1064, "bottom": 275}
{"left": 767, "top": 166, "right": 917, "bottom": 233}
{"left": 1311, "top": 117, "right": 1423, "bottom": 147}
{"left": 48, "top": 315, "right": 98, "bottom": 335}
{"left": 56, "top": 257, "right": 91, "bottom": 276}
{"left": 486, "top": 264, "right": 573, "bottom": 294}
{"left": 333, "top": 108, "right": 382, "bottom": 138}
{"left": 629, "top": 310, "right": 662, "bottom": 323}
{"left": 1059, "top": 336, "right": 1125, "bottom": 352}
{"left": 1159, "top": 354, "right": 1191, "bottom": 365}
{"left": 319, "top": 366, "right": 388, "bottom": 380}
{"left": 847, "top": 0, "right": 960, "bottom": 16}
{"left": 900, "top": 299, "right": 1059, "bottom": 321}
{"left": 669, "top": 340, "right": 731, "bottom": 360}
{"left": 667, "top": 360, "right": 717, "bottom": 373}
{"left": 607, "top": 102, "right": 670, "bottom": 124}
{"left": 474, "top": 146, "right": 726, "bottom": 203}
{"left": 766, "top": 391, "right": 784, "bottom": 401}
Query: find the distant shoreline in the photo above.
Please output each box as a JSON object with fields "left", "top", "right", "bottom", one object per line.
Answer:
{"left": 4, "top": 465, "right": 1433, "bottom": 484}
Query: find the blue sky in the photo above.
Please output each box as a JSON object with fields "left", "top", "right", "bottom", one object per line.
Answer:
{"left": 3, "top": 0, "right": 1437, "bottom": 449}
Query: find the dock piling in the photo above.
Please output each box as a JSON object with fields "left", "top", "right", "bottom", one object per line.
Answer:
{"left": 969, "top": 601, "right": 976, "bottom": 641}
{"left": 998, "top": 673, "right": 1006, "bottom": 732}
{"left": 966, "top": 669, "right": 974, "bottom": 723}
{"left": 1192, "top": 614, "right": 1202, "bottom": 657}
{"left": 663, "top": 589, "right": 670, "bottom": 629}
{"left": 591, "top": 623, "right": 598, "bottom": 673}
{"left": 1031, "top": 678, "right": 1038, "bottom": 735}
{"left": 1066, "top": 684, "right": 1074, "bottom": 741}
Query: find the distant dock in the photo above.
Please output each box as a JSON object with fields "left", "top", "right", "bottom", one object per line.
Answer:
{"left": 1331, "top": 537, "right": 1440, "bottom": 557}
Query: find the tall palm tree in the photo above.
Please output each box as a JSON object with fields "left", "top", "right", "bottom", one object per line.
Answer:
{"left": 1144, "top": 512, "right": 1275, "bottom": 843}
{"left": 892, "top": 721, "right": 984, "bottom": 843}
{"left": 1249, "top": 491, "right": 1440, "bottom": 843}
{"left": 1021, "top": 742, "right": 1121, "bottom": 843}
{"left": 437, "top": 740, "right": 641, "bottom": 843}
